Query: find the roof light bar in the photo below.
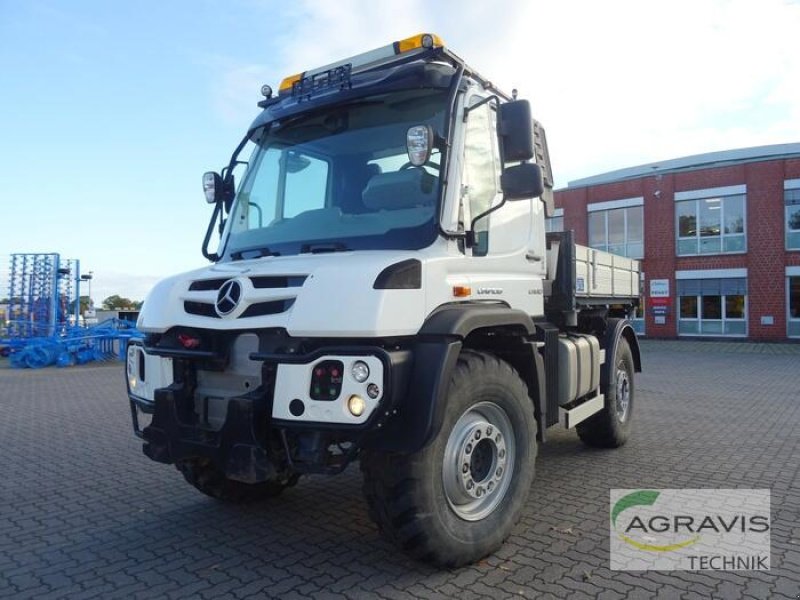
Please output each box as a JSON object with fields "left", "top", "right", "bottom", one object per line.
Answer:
{"left": 277, "top": 33, "right": 445, "bottom": 95}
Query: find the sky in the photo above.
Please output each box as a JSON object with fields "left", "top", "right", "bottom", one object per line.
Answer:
{"left": 1, "top": 0, "right": 799, "bottom": 303}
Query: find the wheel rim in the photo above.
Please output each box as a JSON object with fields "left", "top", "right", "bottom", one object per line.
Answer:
{"left": 615, "top": 367, "right": 631, "bottom": 423}
{"left": 442, "top": 401, "right": 515, "bottom": 522}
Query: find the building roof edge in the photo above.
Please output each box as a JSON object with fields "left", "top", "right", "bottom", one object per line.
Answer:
{"left": 564, "top": 142, "right": 800, "bottom": 190}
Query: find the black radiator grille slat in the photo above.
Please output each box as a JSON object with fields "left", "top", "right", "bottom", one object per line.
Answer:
{"left": 184, "top": 301, "right": 220, "bottom": 318}
{"left": 249, "top": 276, "right": 307, "bottom": 289}
{"left": 239, "top": 299, "right": 295, "bottom": 318}
{"left": 188, "top": 278, "right": 228, "bottom": 291}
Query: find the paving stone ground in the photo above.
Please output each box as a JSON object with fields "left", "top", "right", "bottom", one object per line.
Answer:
{"left": 1, "top": 341, "right": 799, "bottom": 599}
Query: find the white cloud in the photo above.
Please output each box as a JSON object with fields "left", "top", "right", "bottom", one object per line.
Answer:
{"left": 434, "top": 0, "right": 800, "bottom": 184}
{"left": 224, "top": 0, "right": 800, "bottom": 185}
{"left": 207, "top": 0, "right": 429, "bottom": 125}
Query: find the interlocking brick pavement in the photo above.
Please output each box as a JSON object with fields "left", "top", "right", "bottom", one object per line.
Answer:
{"left": 1, "top": 341, "right": 799, "bottom": 599}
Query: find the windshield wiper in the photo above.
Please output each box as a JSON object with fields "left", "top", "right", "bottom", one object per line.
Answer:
{"left": 230, "top": 246, "right": 280, "bottom": 261}
{"left": 300, "top": 242, "right": 350, "bottom": 254}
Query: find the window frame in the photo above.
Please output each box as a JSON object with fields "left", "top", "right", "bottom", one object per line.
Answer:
{"left": 677, "top": 278, "right": 748, "bottom": 337}
{"left": 587, "top": 204, "right": 644, "bottom": 259}
{"left": 788, "top": 275, "right": 800, "bottom": 338}
{"left": 675, "top": 194, "right": 747, "bottom": 256}
{"left": 785, "top": 187, "right": 800, "bottom": 251}
{"left": 546, "top": 208, "right": 564, "bottom": 233}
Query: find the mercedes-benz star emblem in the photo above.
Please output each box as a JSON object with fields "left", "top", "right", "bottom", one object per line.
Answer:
{"left": 215, "top": 279, "right": 242, "bottom": 317}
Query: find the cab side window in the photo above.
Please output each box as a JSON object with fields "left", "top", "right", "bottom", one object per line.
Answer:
{"left": 462, "top": 99, "right": 501, "bottom": 256}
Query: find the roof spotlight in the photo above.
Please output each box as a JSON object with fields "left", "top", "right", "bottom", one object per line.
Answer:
{"left": 421, "top": 34, "right": 434, "bottom": 48}
{"left": 260, "top": 84, "right": 273, "bottom": 98}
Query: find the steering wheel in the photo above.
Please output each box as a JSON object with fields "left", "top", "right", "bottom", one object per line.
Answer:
{"left": 399, "top": 160, "right": 441, "bottom": 171}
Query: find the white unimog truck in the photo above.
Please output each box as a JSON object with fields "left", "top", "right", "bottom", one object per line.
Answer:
{"left": 127, "top": 33, "right": 642, "bottom": 567}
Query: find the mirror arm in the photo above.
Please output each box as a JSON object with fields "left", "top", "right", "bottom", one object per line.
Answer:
{"left": 462, "top": 94, "right": 500, "bottom": 122}
{"left": 201, "top": 202, "right": 222, "bottom": 262}
{"left": 466, "top": 196, "right": 507, "bottom": 248}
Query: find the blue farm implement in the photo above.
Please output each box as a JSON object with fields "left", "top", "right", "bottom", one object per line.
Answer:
{"left": 1, "top": 253, "right": 142, "bottom": 369}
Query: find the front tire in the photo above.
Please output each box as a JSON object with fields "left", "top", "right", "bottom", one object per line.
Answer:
{"left": 361, "top": 350, "right": 537, "bottom": 567}
{"left": 176, "top": 458, "right": 299, "bottom": 502}
{"left": 577, "top": 337, "right": 635, "bottom": 448}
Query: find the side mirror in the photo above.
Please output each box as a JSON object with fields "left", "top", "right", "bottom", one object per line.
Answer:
{"left": 498, "top": 100, "right": 534, "bottom": 162}
{"left": 406, "top": 125, "right": 433, "bottom": 166}
{"left": 203, "top": 171, "right": 223, "bottom": 204}
{"left": 203, "top": 171, "right": 236, "bottom": 211}
{"left": 501, "top": 163, "right": 544, "bottom": 200}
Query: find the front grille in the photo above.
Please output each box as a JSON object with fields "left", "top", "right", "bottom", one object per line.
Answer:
{"left": 183, "top": 299, "right": 295, "bottom": 319}
{"left": 189, "top": 275, "right": 307, "bottom": 291}
{"left": 184, "top": 273, "right": 305, "bottom": 319}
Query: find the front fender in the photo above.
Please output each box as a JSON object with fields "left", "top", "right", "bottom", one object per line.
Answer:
{"left": 365, "top": 304, "right": 542, "bottom": 453}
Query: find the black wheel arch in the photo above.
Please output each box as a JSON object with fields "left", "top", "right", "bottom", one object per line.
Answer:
{"left": 601, "top": 318, "right": 642, "bottom": 390}
{"left": 365, "top": 303, "right": 546, "bottom": 453}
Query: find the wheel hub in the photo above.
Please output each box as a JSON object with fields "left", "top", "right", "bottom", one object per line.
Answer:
{"left": 615, "top": 368, "right": 630, "bottom": 422}
{"left": 443, "top": 402, "right": 515, "bottom": 521}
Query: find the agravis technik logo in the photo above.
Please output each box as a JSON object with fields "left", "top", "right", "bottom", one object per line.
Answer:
{"left": 610, "top": 489, "right": 770, "bottom": 571}
{"left": 612, "top": 490, "right": 700, "bottom": 552}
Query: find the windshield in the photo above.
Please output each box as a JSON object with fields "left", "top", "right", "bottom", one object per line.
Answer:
{"left": 222, "top": 88, "right": 448, "bottom": 259}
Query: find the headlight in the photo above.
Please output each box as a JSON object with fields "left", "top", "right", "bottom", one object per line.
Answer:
{"left": 347, "top": 395, "right": 366, "bottom": 417}
{"left": 127, "top": 346, "right": 138, "bottom": 389}
{"left": 351, "top": 360, "right": 370, "bottom": 383}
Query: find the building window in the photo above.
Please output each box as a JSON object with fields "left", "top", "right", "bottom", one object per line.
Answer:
{"left": 677, "top": 278, "right": 747, "bottom": 336}
{"left": 546, "top": 208, "right": 564, "bottom": 233}
{"left": 676, "top": 194, "right": 746, "bottom": 255}
{"left": 786, "top": 188, "right": 800, "bottom": 250}
{"left": 789, "top": 276, "right": 800, "bottom": 338}
{"left": 463, "top": 97, "right": 500, "bottom": 256}
{"left": 587, "top": 205, "right": 643, "bottom": 259}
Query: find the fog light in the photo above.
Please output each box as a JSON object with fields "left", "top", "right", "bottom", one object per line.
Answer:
{"left": 351, "top": 360, "right": 370, "bottom": 383}
{"left": 177, "top": 333, "right": 201, "bottom": 349}
{"left": 367, "top": 383, "right": 380, "bottom": 399}
{"left": 348, "top": 395, "right": 366, "bottom": 417}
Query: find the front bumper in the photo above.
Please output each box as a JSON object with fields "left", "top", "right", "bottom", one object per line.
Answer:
{"left": 126, "top": 339, "right": 412, "bottom": 478}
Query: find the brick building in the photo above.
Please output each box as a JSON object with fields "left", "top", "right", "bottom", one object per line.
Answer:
{"left": 552, "top": 143, "right": 800, "bottom": 341}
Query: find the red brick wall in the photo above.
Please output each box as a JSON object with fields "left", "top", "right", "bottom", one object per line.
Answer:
{"left": 746, "top": 161, "right": 785, "bottom": 339}
{"left": 554, "top": 156, "right": 800, "bottom": 340}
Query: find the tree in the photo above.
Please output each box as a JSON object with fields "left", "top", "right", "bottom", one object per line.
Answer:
{"left": 102, "top": 294, "right": 137, "bottom": 310}
{"left": 68, "top": 296, "right": 93, "bottom": 315}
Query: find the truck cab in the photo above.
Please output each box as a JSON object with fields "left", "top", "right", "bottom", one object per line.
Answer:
{"left": 127, "top": 33, "right": 641, "bottom": 567}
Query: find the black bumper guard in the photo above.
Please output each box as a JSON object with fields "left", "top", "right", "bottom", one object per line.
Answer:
{"left": 140, "top": 385, "right": 277, "bottom": 483}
